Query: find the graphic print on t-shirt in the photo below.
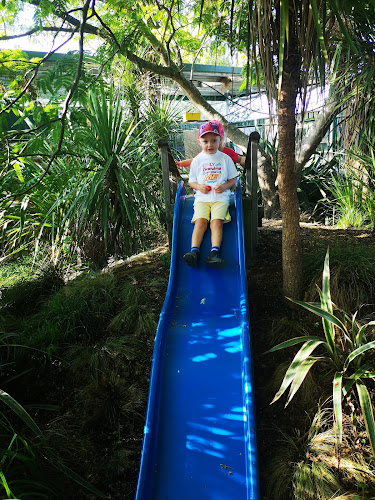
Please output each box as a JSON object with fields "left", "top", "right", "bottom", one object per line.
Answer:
{"left": 202, "top": 161, "right": 223, "bottom": 186}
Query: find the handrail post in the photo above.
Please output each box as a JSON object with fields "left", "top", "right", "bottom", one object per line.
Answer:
{"left": 250, "top": 131, "right": 260, "bottom": 253}
{"left": 243, "top": 131, "right": 260, "bottom": 259}
{"left": 158, "top": 139, "right": 179, "bottom": 249}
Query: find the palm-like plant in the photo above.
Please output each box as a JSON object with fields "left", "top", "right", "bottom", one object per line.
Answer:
{"left": 67, "top": 86, "right": 162, "bottom": 259}
{"left": 1, "top": 79, "right": 177, "bottom": 265}
{"left": 24, "top": 86, "right": 165, "bottom": 265}
{"left": 269, "top": 250, "right": 375, "bottom": 455}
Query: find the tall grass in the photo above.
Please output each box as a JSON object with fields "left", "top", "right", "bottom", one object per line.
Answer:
{"left": 0, "top": 251, "right": 169, "bottom": 498}
{"left": 303, "top": 244, "right": 375, "bottom": 314}
{"left": 292, "top": 407, "right": 375, "bottom": 499}
{"left": 330, "top": 174, "right": 368, "bottom": 228}
{"left": 328, "top": 146, "right": 375, "bottom": 229}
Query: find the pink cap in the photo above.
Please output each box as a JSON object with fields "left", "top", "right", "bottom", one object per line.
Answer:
{"left": 198, "top": 120, "right": 224, "bottom": 138}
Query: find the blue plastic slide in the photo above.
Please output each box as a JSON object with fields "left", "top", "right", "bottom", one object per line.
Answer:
{"left": 135, "top": 178, "right": 259, "bottom": 500}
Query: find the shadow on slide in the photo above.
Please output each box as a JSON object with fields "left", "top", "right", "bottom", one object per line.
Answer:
{"left": 135, "top": 178, "right": 259, "bottom": 500}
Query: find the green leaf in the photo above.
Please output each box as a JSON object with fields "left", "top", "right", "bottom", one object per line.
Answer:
{"left": 328, "top": 0, "right": 359, "bottom": 56}
{"left": 333, "top": 371, "right": 343, "bottom": 445}
{"left": 12, "top": 161, "right": 24, "bottom": 182}
{"left": 266, "top": 335, "right": 322, "bottom": 354}
{"left": 356, "top": 382, "right": 375, "bottom": 456}
{"left": 355, "top": 321, "right": 375, "bottom": 347}
{"left": 310, "top": 0, "right": 329, "bottom": 63}
{"left": 0, "top": 471, "right": 14, "bottom": 497}
{"left": 0, "top": 390, "right": 44, "bottom": 440}
{"left": 343, "top": 364, "right": 373, "bottom": 396}
{"left": 102, "top": 196, "right": 109, "bottom": 248}
{"left": 344, "top": 340, "right": 375, "bottom": 370}
{"left": 271, "top": 339, "right": 323, "bottom": 404}
{"left": 286, "top": 356, "right": 321, "bottom": 406}
{"left": 320, "top": 250, "right": 337, "bottom": 355}
{"left": 291, "top": 299, "right": 347, "bottom": 333}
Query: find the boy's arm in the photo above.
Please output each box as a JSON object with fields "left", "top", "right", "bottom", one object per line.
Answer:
{"left": 214, "top": 177, "right": 237, "bottom": 193}
{"left": 175, "top": 158, "right": 192, "bottom": 167}
{"left": 222, "top": 146, "right": 245, "bottom": 167}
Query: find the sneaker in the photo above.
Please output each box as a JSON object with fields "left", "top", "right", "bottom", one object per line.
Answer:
{"left": 183, "top": 250, "right": 199, "bottom": 267}
{"left": 205, "top": 251, "right": 226, "bottom": 268}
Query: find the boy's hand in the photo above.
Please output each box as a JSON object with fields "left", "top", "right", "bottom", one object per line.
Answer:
{"left": 215, "top": 178, "right": 236, "bottom": 193}
{"left": 198, "top": 184, "right": 212, "bottom": 194}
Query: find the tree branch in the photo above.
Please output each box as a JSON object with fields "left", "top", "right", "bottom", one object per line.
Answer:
{"left": 295, "top": 97, "right": 341, "bottom": 175}
{"left": 24, "top": 0, "right": 99, "bottom": 35}
{"left": 0, "top": 28, "right": 79, "bottom": 118}
{"left": 1, "top": 0, "right": 92, "bottom": 203}
{"left": 0, "top": 26, "right": 75, "bottom": 40}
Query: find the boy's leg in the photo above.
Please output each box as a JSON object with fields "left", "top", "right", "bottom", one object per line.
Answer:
{"left": 183, "top": 201, "right": 210, "bottom": 267}
{"left": 183, "top": 218, "right": 207, "bottom": 267}
{"left": 205, "top": 202, "right": 230, "bottom": 268}
{"left": 205, "top": 218, "right": 226, "bottom": 267}
{"left": 210, "top": 218, "right": 224, "bottom": 248}
{"left": 191, "top": 218, "right": 208, "bottom": 248}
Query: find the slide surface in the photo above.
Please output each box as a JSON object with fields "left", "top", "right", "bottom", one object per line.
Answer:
{"left": 135, "top": 179, "right": 259, "bottom": 500}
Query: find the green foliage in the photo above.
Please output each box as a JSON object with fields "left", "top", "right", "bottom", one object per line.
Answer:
{"left": 0, "top": 49, "right": 29, "bottom": 82}
{"left": 2, "top": 262, "right": 161, "bottom": 359}
{"left": 329, "top": 174, "right": 368, "bottom": 228}
{"left": 66, "top": 335, "right": 143, "bottom": 384}
{"left": 269, "top": 250, "right": 375, "bottom": 455}
{"left": 160, "top": 251, "right": 171, "bottom": 267}
{"left": 0, "top": 341, "right": 106, "bottom": 498}
{"left": 54, "top": 85, "right": 164, "bottom": 263}
{"left": 0, "top": 265, "right": 64, "bottom": 318}
{"left": 303, "top": 244, "right": 375, "bottom": 313}
{"left": 325, "top": 140, "right": 375, "bottom": 230}
{"left": 293, "top": 460, "right": 341, "bottom": 500}
{"left": 0, "top": 253, "right": 45, "bottom": 286}
{"left": 265, "top": 430, "right": 297, "bottom": 500}
{"left": 298, "top": 154, "right": 340, "bottom": 221}
{"left": 292, "top": 407, "right": 375, "bottom": 499}
{"left": 19, "top": 273, "right": 119, "bottom": 351}
{"left": 109, "top": 283, "right": 157, "bottom": 336}
{"left": 0, "top": 75, "right": 177, "bottom": 266}
{"left": 0, "top": 249, "right": 169, "bottom": 498}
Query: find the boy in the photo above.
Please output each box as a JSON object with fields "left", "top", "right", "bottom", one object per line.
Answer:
{"left": 183, "top": 121, "right": 238, "bottom": 268}
{"left": 176, "top": 120, "right": 246, "bottom": 168}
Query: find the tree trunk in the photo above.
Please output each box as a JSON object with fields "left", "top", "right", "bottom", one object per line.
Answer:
{"left": 277, "top": 57, "right": 302, "bottom": 300}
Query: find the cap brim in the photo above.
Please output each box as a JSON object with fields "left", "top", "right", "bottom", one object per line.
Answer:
{"left": 199, "top": 130, "right": 220, "bottom": 137}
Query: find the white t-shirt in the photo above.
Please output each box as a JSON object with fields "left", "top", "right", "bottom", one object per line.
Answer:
{"left": 189, "top": 151, "right": 238, "bottom": 203}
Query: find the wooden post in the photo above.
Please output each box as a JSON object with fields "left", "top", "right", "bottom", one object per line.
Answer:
{"left": 158, "top": 139, "right": 179, "bottom": 249}
{"left": 250, "top": 132, "right": 260, "bottom": 252}
{"left": 243, "top": 131, "right": 260, "bottom": 259}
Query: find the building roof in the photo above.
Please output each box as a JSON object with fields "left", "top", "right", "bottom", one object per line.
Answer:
{"left": 165, "top": 63, "right": 245, "bottom": 101}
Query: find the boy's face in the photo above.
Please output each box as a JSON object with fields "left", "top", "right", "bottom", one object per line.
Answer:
{"left": 198, "top": 132, "right": 220, "bottom": 155}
